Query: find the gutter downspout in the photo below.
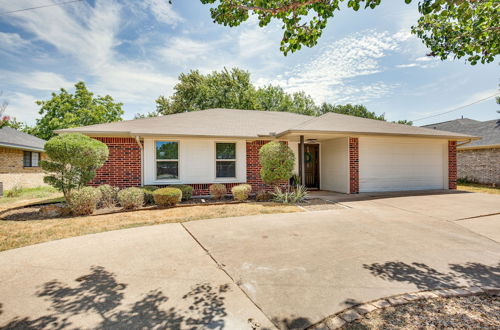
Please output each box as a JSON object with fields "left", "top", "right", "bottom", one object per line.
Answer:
{"left": 135, "top": 136, "right": 144, "bottom": 186}
{"left": 457, "top": 139, "right": 474, "bottom": 148}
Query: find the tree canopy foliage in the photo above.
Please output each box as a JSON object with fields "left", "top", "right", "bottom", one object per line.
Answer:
{"left": 17, "top": 82, "right": 123, "bottom": 140}
{"left": 200, "top": 0, "right": 499, "bottom": 64}
{"left": 41, "top": 133, "right": 108, "bottom": 203}
{"left": 139, "top": 67, "right": 412, "bottom": 123}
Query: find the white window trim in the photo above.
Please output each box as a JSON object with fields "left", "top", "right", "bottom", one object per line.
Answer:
{"left": 214, "top": 141, "right": 237, "bottom": 180}
{"left": 154, "top": 140, "right": 181, "bottom": 182}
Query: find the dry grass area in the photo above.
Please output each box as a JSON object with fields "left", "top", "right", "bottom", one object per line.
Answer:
{"left": 344, "top": 294, "right": 500, "bottom": 330}
{"left": 457, "top": 183, "right": 500, "bottom": 195}
{"left": 0, "top": 186, "right": 63, "bottom": 210}
{"left": 0, "top": 203, "right": 300, "bottom": 251}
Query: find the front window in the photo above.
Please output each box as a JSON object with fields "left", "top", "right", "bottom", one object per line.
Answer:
{"left": 216, "top": 143, "right": 236, "bottom": 178}
{"left": 156, "top": 141, "right": 178, "bottom": 180}
{"left": 23, "top": 151, "right": 40, "bottom": 167}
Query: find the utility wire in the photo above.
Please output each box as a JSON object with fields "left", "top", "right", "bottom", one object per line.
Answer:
{"left": 0, "top": 0, "right": 83, "bottom": 16}
{"left": 412, "top": 91, "right": 500, "bottom": 122}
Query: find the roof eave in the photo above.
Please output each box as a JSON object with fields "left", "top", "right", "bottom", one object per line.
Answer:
{"left": 0, "top": 142, "right": 44, "bottom": 152}
{"left": 276, "top": 129, "right": 479, "bottom": 141}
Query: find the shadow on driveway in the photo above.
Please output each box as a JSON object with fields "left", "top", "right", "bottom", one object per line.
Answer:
{"left": 1, "top": 266, "right": 230, "bottom": 330}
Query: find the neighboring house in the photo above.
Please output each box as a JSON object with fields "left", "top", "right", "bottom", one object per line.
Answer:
{"left": 423, "top": 118, "right": 500, "bottom": 185}
{"left": 0, "top": 127, "right": 46, "bottom": 191}
{"left": 57, "top": 108, "right": 476, "bottom": 195}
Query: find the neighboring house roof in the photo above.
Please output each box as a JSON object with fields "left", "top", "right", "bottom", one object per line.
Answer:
{"left": 0, "top": 127, "right": 45, "bottom": 152}
{"left": 57, "top": 108, "right": 477, "bottom": 140}
{"left": 422, "top": 118, "right": 500, "bottom": 148}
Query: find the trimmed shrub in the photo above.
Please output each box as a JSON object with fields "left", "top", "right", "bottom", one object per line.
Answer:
{"left": 255, "top": 190, "right": 273, "bottom": 202}
{"left": 167, "top": 184, "right": 193, "bottom": 200}
{"left": 142, "top": 186, "right": 158, "bottom": 205}
{"left": 98, "top": 184, "right": 118, "bottom": 208}
{"left": 209, "top": 184, "right": 226, "bottom": 200}
{"left": 117, "top": 187, "right": 144, "bottom": 210}
{"left": 153, "top": 187, "right": 182, "bottom": 206}
{"left": 231, "top": 184, "right": 252, "bottom": 201}
{"left": 70, "top": 187, "right": 102, "bottom": 215}
{"left": 259, "top": 141, "right": 294, "bottom": 186}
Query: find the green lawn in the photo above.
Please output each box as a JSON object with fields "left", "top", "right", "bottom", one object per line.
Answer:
{"left": 457, "top": 183, "right": 500, "bottom": 195}
{"left": 0, "top": 186, "right": 62, "bottom": 206}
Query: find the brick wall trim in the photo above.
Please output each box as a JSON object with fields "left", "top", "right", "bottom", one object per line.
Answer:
{"left": 448, "top": 140, "right": 457, "bottom": 190}
{"left": 349, "top": 137, "right": 359, "bottom": 194}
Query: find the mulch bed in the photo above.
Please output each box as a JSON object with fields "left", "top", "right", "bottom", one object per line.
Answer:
{"left": 0, "top": 197, "right": 259, "bottom": 221}
{"left": 343, "top": 294, "right": 500, "bottom": 329}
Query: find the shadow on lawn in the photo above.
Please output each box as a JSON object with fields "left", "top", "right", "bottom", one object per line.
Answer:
{"left": 0, "top": 266, "right": 229, "bottom": 330}
{"left": 363, "top": 261, "right": 500, "bottom": 289}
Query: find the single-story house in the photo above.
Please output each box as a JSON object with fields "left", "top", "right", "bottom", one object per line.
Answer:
{"left": 423, "top": 118, "right": 499, "bottom": 185}
{"left": 57, "top": 108, "right": 477, "bottom": 195}
{"left": 0, "top": 127, "right": 46, "bottom": 192}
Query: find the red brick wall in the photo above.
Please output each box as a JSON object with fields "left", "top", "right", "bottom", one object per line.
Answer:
{"left": 246, "top": 140, "right": 271, "bottom": 192}
{"left": 349, "top": 137, "right": 359, "bottom": 194}
{"left": 90, "top": 137, "right": 142, "bottom": 188}
{"left": 155, "top": 183, "right": 244, "bottom": 196}
{"left": 448, "top": 140, "right": 457, "bottom": 190}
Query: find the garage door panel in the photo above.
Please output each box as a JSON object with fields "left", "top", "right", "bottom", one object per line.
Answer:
{"left": 359, "top": 137, "right": 446, "bottom": 192}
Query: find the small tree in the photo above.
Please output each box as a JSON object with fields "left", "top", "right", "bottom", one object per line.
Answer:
{"left": 41, "top": 133, "right": 108, "bottom": 203}
{"left": 259, "top": 141, "right": 295, "bottom": 187}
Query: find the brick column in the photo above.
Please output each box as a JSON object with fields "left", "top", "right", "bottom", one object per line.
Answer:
{"left": 90, "top": 137, "right": 142, "bottom": 188}
{"left": 349, "top": 137, "right": 359, "bottom": 194}
{"left": 246, "top": 140, "right": 271, "bottom": 192}
{"left": 448, "top": 140, "right": 457, "bottom": 190}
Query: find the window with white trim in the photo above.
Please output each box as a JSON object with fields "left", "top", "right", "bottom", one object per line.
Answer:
{"left": 23, "top": 151, "right": 40, "bottom": 167}
{"left": 215, "top": 143, "right": 236, "bottom": 178}
{"left": 156, "top": 141, "right": 179, "bottom": 180}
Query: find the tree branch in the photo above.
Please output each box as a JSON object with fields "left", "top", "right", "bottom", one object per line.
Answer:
{"left": 230, "top": 0, "right": 328, "bottom": 15}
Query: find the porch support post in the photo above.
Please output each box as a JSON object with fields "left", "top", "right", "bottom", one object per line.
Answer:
{"left": 299, "top": 135, "right": 304, "bottom": 185}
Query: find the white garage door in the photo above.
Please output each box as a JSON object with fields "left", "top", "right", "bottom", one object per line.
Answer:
{"left": 359, "top": 137, "right": 447, "bottom": 192}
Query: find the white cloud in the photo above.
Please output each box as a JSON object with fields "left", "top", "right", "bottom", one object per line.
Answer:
{"left": 2, "top": 92, "right": 39, "bottom": 124}
{"left": 416, "top": 56, "right": 433, "bottom": 62}
{"left": 6, "top": 71, "right": 73, "bottom": 92}
{"left": 143, "top": 0, "right": 183, "bottom": 26}
{"left": 0, "top": 32, "right": 31, "bottom": 53}
{"left": 238, "top": 25, "right": 275, "bottom": 58}
{"left": 258, "top": 30, "right": 405, "bottom": 104}
{"left": 396, "top": 63, "right": 418, "bottom": 68}
{"left": 157, "top": 37, "right": 214, "bottom": 64}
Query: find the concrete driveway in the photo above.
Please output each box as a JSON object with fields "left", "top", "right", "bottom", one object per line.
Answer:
{"left": 0, "top": 192, "right": 499, "bottom": 329}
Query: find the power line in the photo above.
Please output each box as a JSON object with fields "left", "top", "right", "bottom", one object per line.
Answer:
{"left": 412, "top": 91, "right": 500, "bottom": 122}
{"left": 0, "top": 0, "right": 83, "bottom": 16}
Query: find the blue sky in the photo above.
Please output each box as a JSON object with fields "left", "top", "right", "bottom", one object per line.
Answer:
{"left": 0, "top": 0, "right": 498, "bottom": 126}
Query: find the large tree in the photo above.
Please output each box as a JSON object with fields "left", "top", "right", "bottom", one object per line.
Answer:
{"left": 32, "top": 82, "right": 123, "bottom": 140}
{"left": 141, "top": 68, "right": 320, "bottom": 117}
{"left": 200, "top": 0, "right": 499, "bottom": 64}
{"left": 142, "top": 67, "right": 413, "bottom": 123}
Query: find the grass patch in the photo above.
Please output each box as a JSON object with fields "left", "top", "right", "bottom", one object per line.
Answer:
{"left": 457, "top": 183, "right": 500, "bottom": 195}
{"left": 0, "top": 203, "right": 301, "bottom": 251}
{"left": 0, "top": 186, "right": 61, "bottom": 206}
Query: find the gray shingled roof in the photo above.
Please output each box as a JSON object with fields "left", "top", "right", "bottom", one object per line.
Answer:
{"left": 278, "top": 112, "right": 476, "bottom": 139}
{"left": 58, "top": 108, "right": 477, "bottom": 140}
{"left": 422, "top": 118, "right": 500, "bottom": 148}
{"left": 0, "top": 127, "right": 46, "bottom": 151}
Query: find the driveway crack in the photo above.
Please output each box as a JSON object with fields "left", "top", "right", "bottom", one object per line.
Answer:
{"left": 180, "top": 223, "right": 276, "bottom": 329}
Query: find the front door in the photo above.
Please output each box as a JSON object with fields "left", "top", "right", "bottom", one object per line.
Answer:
{"left": 304, "top": 144, "right": 320, "bottom": 189}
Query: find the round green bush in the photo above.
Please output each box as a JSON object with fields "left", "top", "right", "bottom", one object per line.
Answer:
{"left": 142, "top": 186, "right": 158, "bottom": 205}
{"left": 231, "top": 184, "right": 252, "bottom": 201}
{"left": 167, "top": 184, "right": 193, "bottom": 200}
{"left": 70, "top": 187, "right": 102, "bottom": 216}
{"left": 117, "top": 187, "right": 144, "bottom": 210}
{"left": 98, "top": 184, "right": 118, "bottom": 208}
{"left": 209, "top": 184, "right": 226, "bottom": 200}
{"left": 153, "top": 187, "right": 182, "bottom": 206}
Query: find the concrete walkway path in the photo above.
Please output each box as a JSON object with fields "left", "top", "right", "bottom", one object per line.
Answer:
{"left": 0, "top": 192, "right": 499, "bottom": 329}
